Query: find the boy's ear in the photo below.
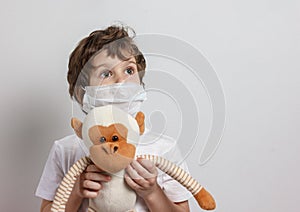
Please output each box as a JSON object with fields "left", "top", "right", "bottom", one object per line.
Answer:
{"left": 71, "top": 118, "right": 83, "bottom": 139}
{"left": 135, "top": 112, "right": 145, "bottom": 135}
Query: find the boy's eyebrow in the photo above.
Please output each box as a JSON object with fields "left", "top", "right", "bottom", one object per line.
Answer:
{"left": 93, "top": 63, "right": 108, "bottom": 69}
{"left": 126, "top": 61, "right": 137, "bottom": 65}
{"left": 92, "top": 59, "right": 137, "bottom": 69}
{"left": 111, "top": 60, "right": 137, "bottom": 67}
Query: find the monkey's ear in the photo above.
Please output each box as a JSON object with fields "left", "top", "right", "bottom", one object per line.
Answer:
{"left": 135, "top": 111, "right": 145, "bottom": 135}
{"left": 71, "top": 118, "right": 83, "bottom": 139}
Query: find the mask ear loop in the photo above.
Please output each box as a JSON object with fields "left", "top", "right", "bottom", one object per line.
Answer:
{"left": 80, "top": 86, "right": 89, "bottom": 115}
{"left": 75, "top": 66, "right": 90, "bottom": 114}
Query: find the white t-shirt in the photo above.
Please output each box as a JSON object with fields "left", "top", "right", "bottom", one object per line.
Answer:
{"left": 35, "top": 128, "right": 192, "bottom": 211}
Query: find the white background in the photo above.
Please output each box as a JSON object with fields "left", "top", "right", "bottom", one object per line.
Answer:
{"left": 0, "top": 0, "right": 299, "bottom": 211}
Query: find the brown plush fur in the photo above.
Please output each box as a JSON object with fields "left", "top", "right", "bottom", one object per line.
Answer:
{"left": 193, "top": 188, "right": 216, "bottom": 210}
{"left": 135, "top": 111, "right": 145, "bottom": 135}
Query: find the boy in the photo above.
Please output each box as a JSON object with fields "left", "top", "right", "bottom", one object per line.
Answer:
{"left": 36, "top": 25, "right": 192, "bottom": 212}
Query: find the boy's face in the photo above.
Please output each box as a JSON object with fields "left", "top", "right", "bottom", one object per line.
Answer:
{"left": 88, "top": 50, "right": 140, "bottom": 86}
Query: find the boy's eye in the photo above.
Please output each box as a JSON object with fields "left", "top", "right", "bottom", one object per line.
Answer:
{"left": 125, "top": 67, "right": 135, "bottom": 75}
{"left": 100, "top": 70, "right": 112, "bottom": 78}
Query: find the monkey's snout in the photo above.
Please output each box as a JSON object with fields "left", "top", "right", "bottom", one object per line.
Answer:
{"left": 102, "top": 144, "right": 119, "bottom": 154}
{"left": 109, "top": 144, "right": 119, "bottom": 154}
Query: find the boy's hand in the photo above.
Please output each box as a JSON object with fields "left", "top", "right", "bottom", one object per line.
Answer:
{"left": 124, "top": 158, "right": 159, "bottom": 199}
{"left": 74, "top": 164, "right": 111, "bottom": 199}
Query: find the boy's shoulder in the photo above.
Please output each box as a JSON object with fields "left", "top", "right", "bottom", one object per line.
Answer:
{"left": 54, "top": 134, "right": 79, "bottom": 146}
{"left": 138, "top": 129, "right": 179, "bottom": 157}
{"left": 140, "top": 128, "right": 177, "bottom": 145}
{"left": 56, "top": 133, "right": 79, "bottom": 141}
{"left": 53, "top": 134, "right": 88, "bottom": 155}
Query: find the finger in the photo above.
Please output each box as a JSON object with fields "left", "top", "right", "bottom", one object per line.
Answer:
{"left": 126, "top": 164, "right": 142, "bottom": 180}
{"left": 137, "top": 158, "right": 157, "bottom": 175}
{"left": 82, "top": 189, "right": 99, "bottom": 199}
{"left": 131, "top": 160, "right": 154, "bottom": 179}
{"left": 126, "top": 164, "right": 149, "bottom": 186}
{"left": 86, "top": 164, "right": 104, "bottom": 173}
{"left": 124, "top": 173, "right": 142, "bottom": 191}
{"left": 84, "top": 172, "right": 111, "bottom": 182}
{"left": 83, "top": 180, "right": 101, "bottom": 191}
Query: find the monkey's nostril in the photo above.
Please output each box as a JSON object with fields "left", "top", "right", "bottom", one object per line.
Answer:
{"left": 113, "top": 146, "right": 118, "bottom": 153}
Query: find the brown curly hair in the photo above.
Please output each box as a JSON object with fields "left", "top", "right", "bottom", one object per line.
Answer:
{"left": 67, "top": 25, "right": 146, "bottom": 103}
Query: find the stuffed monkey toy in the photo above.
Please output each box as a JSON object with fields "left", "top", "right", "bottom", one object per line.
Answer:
{"left": 51, "top": 105, "right": 216, "bottom": 212}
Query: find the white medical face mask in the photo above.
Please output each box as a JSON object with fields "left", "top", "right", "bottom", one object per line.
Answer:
{"left": 82, "top": 82, "right": 147, "bottom": 117}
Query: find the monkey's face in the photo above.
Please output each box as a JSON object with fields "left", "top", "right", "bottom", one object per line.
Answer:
{"left": 88, "top": 123, "right": 136, "bottom": 173}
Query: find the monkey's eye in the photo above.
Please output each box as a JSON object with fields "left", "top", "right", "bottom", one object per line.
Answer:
{"left": 99, "top": 137, "right": 106, "bottom": 143}
{"left": 112, "top": 135, "right": 119, "bottom": 142}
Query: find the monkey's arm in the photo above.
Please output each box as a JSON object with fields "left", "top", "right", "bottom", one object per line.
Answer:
{"left": 51, "top": 157, "right": 92, "bottom": 212}
{"left": 138, "top": 155, "right": 216, "bottom": 210}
